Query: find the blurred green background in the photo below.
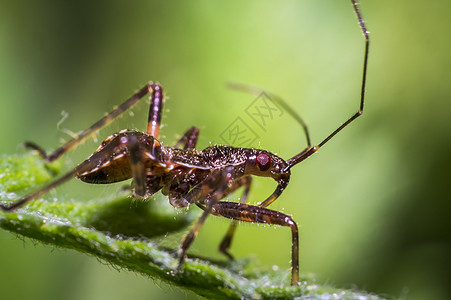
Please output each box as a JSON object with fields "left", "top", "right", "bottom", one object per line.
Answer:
{"left": 0, "top": 0, "right": 450, "bottom": 299}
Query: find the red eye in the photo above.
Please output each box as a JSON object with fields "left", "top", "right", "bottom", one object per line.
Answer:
{"left": 256, "top": 153, "right": 271, "bottom": 171}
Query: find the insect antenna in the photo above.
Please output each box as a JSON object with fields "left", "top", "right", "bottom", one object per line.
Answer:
{"left": 227, "top": 82, "right": 312, "bottom": 148}
{"left": 284, "top": 0, "right": 370, "bottom": 171}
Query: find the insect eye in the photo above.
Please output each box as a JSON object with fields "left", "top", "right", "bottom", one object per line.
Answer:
{"left": 256, "top": 153, "right": 271, "bottom": 171}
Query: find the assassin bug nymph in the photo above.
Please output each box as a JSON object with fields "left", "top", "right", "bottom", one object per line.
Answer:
{"left": 0, "top": 0, "right": 369, "bottom": 286}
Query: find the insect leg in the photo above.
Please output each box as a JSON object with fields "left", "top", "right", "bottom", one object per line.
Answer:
{"left": 0, "top": 147, "right": 118, "bottom": 211}
{"left": 215, "top": 171, "right": 289, "bottom": 253}
{"left": 173, "top": 126, "right": 199, "bottom": 149}
{"left": 211, "top": 202, "right": 300, "bottom": 286}
{"left": 146, "top": 84, "right": 164, "bottom": 138}
{"left": 177, "top": 167, "right": 234, "bottom": 268}
{"left": 0, "top": 169, "right": 77, "bottom": 211}
{"left": 217, "top": 176, "right": 252, "bottom": 260}
{"left": 126, "top": 135, "right": 147, "bottom": 198}
{"left": 24, "top": 83, "right": 161, "bottom": 162}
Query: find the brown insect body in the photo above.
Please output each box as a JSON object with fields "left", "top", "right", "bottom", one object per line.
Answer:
{"left": 0, "top": 1, "right": 370, "bottom": 287}
{"left": 78, "top": 129, "right": 290, "bottom": 209}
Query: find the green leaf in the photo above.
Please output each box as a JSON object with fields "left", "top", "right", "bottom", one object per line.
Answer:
{"left": 0, "top": 153, "right": 383, "bottom": 299}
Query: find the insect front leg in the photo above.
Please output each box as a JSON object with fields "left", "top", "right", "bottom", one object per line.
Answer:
{"left": 176, "top": 167, "right": 235, "bottom": 269}
{"left": 24, "top": 83, "right": 162, "bottom": 162}
{"left": 211, "top": 202, "right": 300, "bottom": 286}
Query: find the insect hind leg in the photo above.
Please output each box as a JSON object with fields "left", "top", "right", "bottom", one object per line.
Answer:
{"left": 0, "top": 150, "right": 114, "bottom": 211}
{"left": 146, "top": 84, "right": 164, "bottom": 138}
{"left": 24, "top": 83, "right": 159, "bottom": 162}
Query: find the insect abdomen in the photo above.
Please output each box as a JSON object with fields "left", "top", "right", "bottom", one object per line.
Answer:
{"left": 77, "top": 156, "right": 132, "bottom": 184}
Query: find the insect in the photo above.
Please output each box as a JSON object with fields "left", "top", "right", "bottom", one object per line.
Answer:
{"left": 0, "top": 0, "right": 369, "bottom": 286}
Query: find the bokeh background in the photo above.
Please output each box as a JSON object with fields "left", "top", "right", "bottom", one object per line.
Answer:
{"left": 0, "top": 0, "right": 450, "bottom": 299}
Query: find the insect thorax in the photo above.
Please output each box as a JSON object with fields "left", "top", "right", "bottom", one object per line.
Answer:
{"left": 168, "top": 145, "right": 251, "bottom": 170}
